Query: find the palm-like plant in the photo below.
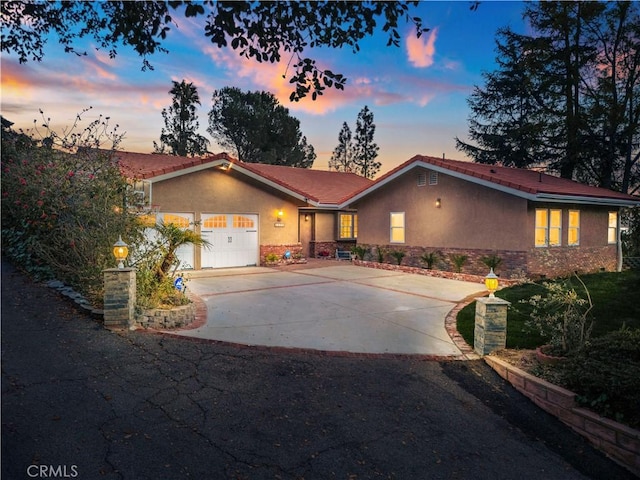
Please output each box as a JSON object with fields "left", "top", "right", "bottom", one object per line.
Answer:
{"left": 154, "top": 222, "right": 211, "bottom": 281}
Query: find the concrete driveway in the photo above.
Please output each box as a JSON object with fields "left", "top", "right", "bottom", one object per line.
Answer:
{"left": 176, "top": 263, "right": 485, "bottom": 356}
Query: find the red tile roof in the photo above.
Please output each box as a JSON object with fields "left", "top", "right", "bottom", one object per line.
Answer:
{"left": 114, "top": 151, "right": 372, "bottom": 206}
{"left": 347, "top": 155, "right": 639, "bottom": 206}
{"left": 115, "top": 151, "right": 232, "bottom": 180}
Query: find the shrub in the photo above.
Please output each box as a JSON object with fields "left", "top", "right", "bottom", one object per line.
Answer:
{"left": 265, "top": 253, "right": 279, "bottom": 263}
{"left": 350, "top": 245, "right": 368, "bottom": 260}
{"left": 390, "top": 250, "right": 405, "bottom": 265}
{"left": 480, "top": 253, "right": 502, "bottom": 271}
{"left": 449, "top": 253, "right": 468, "bottom": 273}
{"left": 376, "top": 246, "right": 386, "bottom": 263}
{"left": 560, "top": 327, "right": 640, "bottom": 428}
{"left": 522, "top": 275, "right": 593, "bottom": 355}
{"left": 420, "top": 250, "right": 440, "bottom": 269}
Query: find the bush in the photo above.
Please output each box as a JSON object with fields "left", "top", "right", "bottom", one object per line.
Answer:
{"left": 390, "top": 250, "right": 405, "bottom": 265}
{"left": 449, "top": 253, "right": 468, "bottom": 273}
{"left": 480, "top": 253, "right": 502, "bottom": 271}
{"left": 420, "top": 250, "right": 440, "bottom": 269}
{"left": 560, "top": 327, "right": 640, "bottom": 428}
{"left": 522, "top": 275, "right": 593, "bottom": 355}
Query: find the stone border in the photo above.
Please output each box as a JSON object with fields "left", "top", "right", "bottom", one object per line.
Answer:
{"left": 136, "top": 303, "right": 196, "bottom": 329}
{"left": 485, "top": 355, "right": 640, "bottom": 476}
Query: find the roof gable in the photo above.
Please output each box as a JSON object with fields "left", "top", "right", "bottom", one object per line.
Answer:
{"left": 114, "top": 151, "right": 372, "bottom": 207}
{"left": 344, "top": 155, "right": 640, "bottom": 207}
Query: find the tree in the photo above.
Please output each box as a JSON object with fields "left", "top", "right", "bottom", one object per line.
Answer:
{"left": 207, "top": 87, "right": 315, "bottom": 168}
{"left": 456, "top": 1, "right": 639, "bottom": 194}
{"left": 153, "top": 80, "right": 209, "bottom": 157}
{"left": 1, "top": 1, "right": 427, "bottom": 101}
{"left": 329, "top": 123, "right": 355, "bottom": 173}
{"left": 353, "top": 106, "right": 381, "bottom": 179}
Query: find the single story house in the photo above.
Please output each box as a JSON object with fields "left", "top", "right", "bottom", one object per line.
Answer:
{"left": 117, "top": 151, "right": 372, "bottom": 269}
{"left": 344, "top": 155, "right": 640, "bottom": 278}
{"left": 116, "top": 151, "right": 639, "bottom": 278}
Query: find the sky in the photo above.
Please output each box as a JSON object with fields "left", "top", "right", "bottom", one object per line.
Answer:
{"left": 1, "top": 1, "right": 528, "bottom": 177}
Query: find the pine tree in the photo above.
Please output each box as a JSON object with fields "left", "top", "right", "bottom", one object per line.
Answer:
{"left": 353, "top": 106, "right": 380, "bottom": 179}
{"left": 154, "top": 80, "right": 209, "bottom": 157}
{"left": 329, "top": 122, "right": 355, "bottom": 172}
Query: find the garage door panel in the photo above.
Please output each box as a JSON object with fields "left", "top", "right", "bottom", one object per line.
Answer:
{"left": 201, "top": 214, "right": 258, "bottom": 268}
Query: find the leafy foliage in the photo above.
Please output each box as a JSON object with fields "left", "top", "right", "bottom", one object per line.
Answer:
{"left": 330, "top": 106, "right": 381, "bottom": 179}
{"left": 329, "top": 122, "right": 355, "bottom": 173}
{"left": 560, "top": 327, "right": 640, "bottom": 428}
{"left": 207, "top": 87, "right": 315, "bottom": 167}
{"left": 456, "top": 2, "right": 640, "bottom": 194}
{"left": 449, "top": 254, "right": 468, "bottom": 273}
{"left": 390, "top": 250, "right": 406, "bottom": 265}
{"left": 1, "top": 1, "right": 427, "bottom": 101}
{"left": 420, "top": 250, "right": 441, "bottom": 269}
{"left": 1, "top": 111, "right": 143, "bottom": 305}
{"left": 522, "top": 276, "right": 594, "bottom": 355}
{"left": 153, "top": 80, "right": 209, "bottom": 157}
{"left": 480, "top": 253, "right": 503, "bottom": 271}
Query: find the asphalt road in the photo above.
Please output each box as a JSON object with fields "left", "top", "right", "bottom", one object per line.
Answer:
{"left": 1, "top": 260, "right": 634, "bottom": 480}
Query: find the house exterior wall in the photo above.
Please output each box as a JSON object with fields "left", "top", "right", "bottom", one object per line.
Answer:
{"left": 352, "top": 167, "right": 529, "bottom": 251}
{"left": 150, "top": 168, "right": 302, "bottom": 268}
{"left": 351, "top": 167, "right": 619, "bottom": 278}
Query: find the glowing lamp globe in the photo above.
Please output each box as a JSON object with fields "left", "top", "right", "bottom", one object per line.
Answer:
{"left": 113, "top": 235, "right": 129, "bottom": 269}
{"left": 485, "top": 268, "right": 499, "bottom": 298}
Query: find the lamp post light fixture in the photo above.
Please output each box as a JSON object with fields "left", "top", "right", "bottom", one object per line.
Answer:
{"left": 113, "top": 235, "right": 129, "bottom": 269}
{"left": 484, "top": 268, "right": 499, "bottom": 298}
{"left": 435, "top": 198, "right": 441, "bottom": 208}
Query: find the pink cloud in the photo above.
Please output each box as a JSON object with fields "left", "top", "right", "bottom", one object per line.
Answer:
{"left": 406, "top": 28, "right": 438, "bottom": 68}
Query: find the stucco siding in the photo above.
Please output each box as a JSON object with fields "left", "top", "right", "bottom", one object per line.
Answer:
{"left": 354, "top": 168, "right": 529, "bottom": 250}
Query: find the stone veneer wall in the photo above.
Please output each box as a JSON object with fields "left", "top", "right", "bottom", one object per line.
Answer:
{"left": 310, "top": 241, "right": 356, "bottom": 258}
{"left": 103, "top": 268, "right": 136, "bottom": 329}
{"left": 527, "top": 245, "right": 617, "bottom": 278}
{"left": 485, "top": 356, "right": 640, "bottom": 477}
{"left": 351, "top": 244, "right": 617, "bottom": 279}
{"left": 136, "top": 303, "right": 196, "bottom": 329}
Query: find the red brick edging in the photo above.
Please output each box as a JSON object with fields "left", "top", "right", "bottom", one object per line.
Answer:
{"left": 485, "top": 355, "right": 640, "bottom": 476}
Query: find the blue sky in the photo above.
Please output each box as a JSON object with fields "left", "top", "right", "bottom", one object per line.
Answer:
{"left": 1, "top": 1, "right": 528, "bottom": 176}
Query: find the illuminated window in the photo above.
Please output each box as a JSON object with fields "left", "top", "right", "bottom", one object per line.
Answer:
{"left": 138, "top": 214, "right": 157, "bottom": 227}
{"left": 338, "top": 213, "right": 357, "bottom": 239}
{"left": 608, "top": 212, "right": 618, "bottom": 244}
{"left": 535, "top": 209, "right": 561, "bottom": 247}
{"left": 163, "top": 214, "right": 190, "bottom": 228}
{"left": 568, "top": 210, "right": 580, "bottom": 246}
{"left": 203, "top": 215, "right": 227, "bottom": 229}
{"left": 233, "top": 215, "right": 255, "bottom": 228}
{"left": 390, "top": 212, "right": 405, "bottom": 243}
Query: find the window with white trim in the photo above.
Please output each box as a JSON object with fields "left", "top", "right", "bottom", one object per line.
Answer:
{"left": 390, "top": 212, "right": 405, "bottom": 243}
{"left": 535, "top": 208, "right": 562, "bottom": 247}
{"left": 417, "top": 172, "right": 427, "bottom": 187}
{"left": 338, "top": 213, "right": 358, "bottom": 239}
{"left": 429, "top": 171, "right": 438, "bottom": 185}
{"left": 608, "top": 212, "right": 618, "bottom": 244}
{"left": 568, "top": 210, "right": 580, "bottom": 246}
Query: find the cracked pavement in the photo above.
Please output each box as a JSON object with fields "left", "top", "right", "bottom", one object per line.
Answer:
{"left": 1, "top": 260, "right": 634, "bottom": 480}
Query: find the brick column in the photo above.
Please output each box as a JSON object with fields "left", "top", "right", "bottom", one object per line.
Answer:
{"left": 103, "top": 268, "right": 136, "bottom": 329}
{"left": 474, "top": 297, "right": 510, "bottom": 356}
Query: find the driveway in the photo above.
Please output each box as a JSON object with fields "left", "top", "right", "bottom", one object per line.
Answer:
{"left": 176, "top": 263, "right": 485, "bottom": 356}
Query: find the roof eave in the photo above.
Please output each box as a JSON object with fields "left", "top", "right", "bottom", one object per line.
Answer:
{"left": 533, "top": 193, "right": 640, "bottom": 207}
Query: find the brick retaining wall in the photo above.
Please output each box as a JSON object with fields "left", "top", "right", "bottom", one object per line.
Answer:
{"left": 485, "top": 355, "right": 640, "bottom": 476}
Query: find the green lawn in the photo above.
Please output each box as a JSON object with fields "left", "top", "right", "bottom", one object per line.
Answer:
{"left": 456, "top": 270, "right": 640, "bottom": 349}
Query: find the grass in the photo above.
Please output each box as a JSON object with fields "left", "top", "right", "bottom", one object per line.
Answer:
{"left": 456, "top": 270, "right": 640, "bottom": 348}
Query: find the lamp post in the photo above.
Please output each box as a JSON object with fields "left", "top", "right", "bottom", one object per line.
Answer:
{"left": 112, "top": 235, "right": 129, "bottom": 269}
{"left": 484, "top": 268, "right": 499, "bottom": 298}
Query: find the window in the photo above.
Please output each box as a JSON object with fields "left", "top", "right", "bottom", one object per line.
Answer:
{"left": 338, "top": 213, "right": 358, "bottom": 239}
{"left": 417, "top": 172, "right": 427, "bottom": 187}
{"left": 429, "top": 171, "right": 438, "bottom": 185}
{"left": 163, "top": 213, "right": 190, "bottom": 228}
{"left": 203, "top": 215, "right": 227, "bottom": 229}
{"left": 535, "top": 208, "right": 561, "bottom": 247}
{"left": 608, "top": 212, "right": 618, "bottom": 244}
{"left": 233, "top": 215, "right": 255, "bottom": 228}
{"left": 568, "top": 210, "right": 580, "bottom": 246}
{"left": 390, "top": 212, "right": 405, "bottom": 243}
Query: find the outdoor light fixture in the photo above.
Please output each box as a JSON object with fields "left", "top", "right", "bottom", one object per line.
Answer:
{"left": 277, "top": 209, "right": 284, "bottom": 221}
{"left": 113, "top": 235, "right": 129, "bottom": 269}
{"left": 485, "top": 268, "right": 499, "bottom": 298}
{"left": 304, "top": 214, "right": 309, "bottom": 221}
{"left": 435, "top": 198, "right": 441, "bottom": 208}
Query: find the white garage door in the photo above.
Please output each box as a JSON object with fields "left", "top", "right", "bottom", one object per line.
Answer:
{"left": 142, "top": 213, "right": 195, "bottom": 270}
{"left": 201, "top": 214, "right": 259, "bottom": 268}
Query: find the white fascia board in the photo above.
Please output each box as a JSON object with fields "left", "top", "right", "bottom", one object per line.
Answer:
{"left": 147, "top": 160, "right": 225, "bottom": 183}
{"left": 339, "top": 160, "right": 639, "bottom": 208}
